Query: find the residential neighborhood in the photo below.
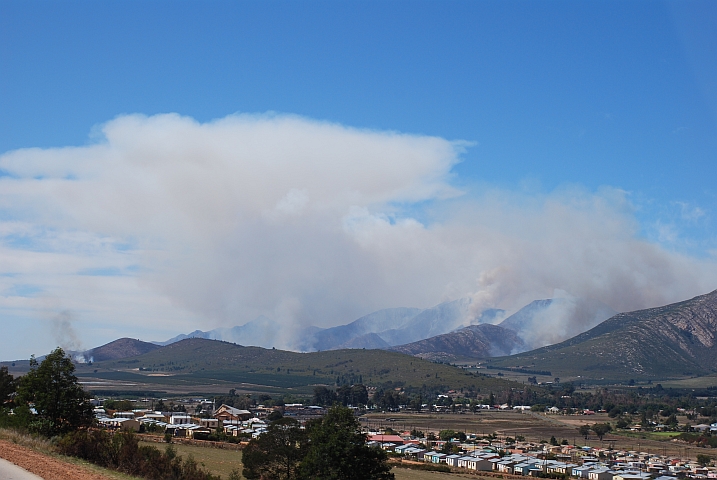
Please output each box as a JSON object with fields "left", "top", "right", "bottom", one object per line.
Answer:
{"left": 91, "top": 398, "right": 717, "bottom": 479}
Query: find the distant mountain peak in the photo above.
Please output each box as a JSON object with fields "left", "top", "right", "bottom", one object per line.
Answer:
{"left": 389, "top": 323, "right": 524, "bottom": 360}
{"left": 85, "top": 337, "right": 160, "bottom": 362}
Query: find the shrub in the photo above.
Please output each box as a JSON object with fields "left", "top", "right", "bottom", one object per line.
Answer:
{"left": 58, "top": 429, "right": 219, "bottom": 480}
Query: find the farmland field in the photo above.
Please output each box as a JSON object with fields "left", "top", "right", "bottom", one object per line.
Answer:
{"left": 362, "top": 410, "right": 707, "bottom": 460}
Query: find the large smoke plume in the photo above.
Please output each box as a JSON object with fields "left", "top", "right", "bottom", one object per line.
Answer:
{"left": 0, "top": 113, "right": 715, "bottom": 353}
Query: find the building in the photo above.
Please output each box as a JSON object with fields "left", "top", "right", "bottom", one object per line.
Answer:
{"left": 199, "top": 418, "right": 219, "bottom": 429}
{"left": 214, "top": 404, "right": 251, "bottom": 423}
{"left": 169, "top": 414, "right": 193, "bottom": 425}
{"left": 98, "top": 417, "right": 140, "bottom": 432}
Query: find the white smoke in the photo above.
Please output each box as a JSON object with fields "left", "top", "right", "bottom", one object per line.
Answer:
{"left": 0, "top": 112, "right": 715, "bottom": 354}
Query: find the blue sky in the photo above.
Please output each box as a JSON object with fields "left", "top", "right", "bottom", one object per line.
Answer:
{"left": 0, "top": 1, "right": 716, "bottom": 359}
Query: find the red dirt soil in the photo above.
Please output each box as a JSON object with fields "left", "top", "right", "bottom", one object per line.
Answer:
{"left": 0, "top": 439, "right": 115, "bottom": 480}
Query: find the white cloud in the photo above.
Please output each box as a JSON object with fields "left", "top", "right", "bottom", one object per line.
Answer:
{"left": 0, "top": 112, "right": 716, "bottom": 358}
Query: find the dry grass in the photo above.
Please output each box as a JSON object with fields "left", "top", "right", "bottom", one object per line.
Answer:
{"left": 392, "top": 467, "right": 488, "bottom": 479}
{"left": 140, "top": 441, "right": 243, "bottom": 479}
{"left": 0, "top": 427, "right": 55, "bottom": 451}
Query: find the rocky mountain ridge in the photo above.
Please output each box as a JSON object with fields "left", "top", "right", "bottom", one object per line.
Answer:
{"left": 489, "top": 289, "right": 717, "bottom": 379}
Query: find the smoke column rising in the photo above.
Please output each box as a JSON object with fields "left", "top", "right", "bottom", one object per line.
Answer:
{"left": 0, "top": 113, "right": 715, "bottom": 352}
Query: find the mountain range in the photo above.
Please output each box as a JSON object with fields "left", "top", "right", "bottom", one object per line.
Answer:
{"left": 69, "top": 337, "right": 520, "bottom": 395}
{"left": 45, "top": 288, "right": 717, "bottom": 383}
{"left": 155, "top": 298, "right": 504, "bottom": 352}
{"left": 153, "top": 295, "right": 613, "bottom": 358}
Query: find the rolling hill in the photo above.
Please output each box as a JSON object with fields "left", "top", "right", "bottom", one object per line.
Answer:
{"left": 85, "top": 337, "right": 161, "bottom": 362}
{"left": 487, "top": 289, "right": 717, "bottom": 380}
{"left": 79, "top": 337, "right": 522, "bottom": 394}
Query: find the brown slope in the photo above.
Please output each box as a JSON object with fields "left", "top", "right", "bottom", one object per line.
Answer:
{"left": 87, "top": 338, "right": 161, "bottom": 362}
{"left": 388, "top": 324, "right": 524, "bottom": 359}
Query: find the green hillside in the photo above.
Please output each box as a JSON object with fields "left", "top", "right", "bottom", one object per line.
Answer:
{"left": 79, "top": 338, "right": 521, "bottom": 395}
{"left": 487, "top": 289, "right": 717, "bottom": 382}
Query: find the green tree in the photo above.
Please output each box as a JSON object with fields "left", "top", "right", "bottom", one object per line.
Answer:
{"left": 591, "top": 423, "right": 612, "bottom": 441}
{"left": 267, "top": 409, "right": 284, "bottom": 422}
{"left": 104, "top": 399, "right": 133, "bottom": 411}
{"left": 697, "top": 454, "right": 712, "bottom": 467}
{"left": 350, "top": 384, "right": 369, "bottom": 406}
{"left": 439, "top": 429, "right": 466, "bottom": 442}
{"left": 615, "top": 417, "right": 629, "bottom": 429}
{"left": 299, "top": 405, "right": 394, "bottom": 480}
{"left": 666, "top": 414, "right": 679, "bottom": 428}
{"left": 373, "top": 389, "right": 406, "bottom": 411}
{"left": 312, "top": 386, "right": 337, "bottom": 406}
{"left": 578, "top": 424, "right": 591, "bottom": 439}
{"left": 0, "top": 366, "right": 16, "bottom": 406}
{"left": 16, "top": 348, "right": 93, "bottom": 436}
{"left": 243, "top": 417, "right": 308, "bottom": 480}
{"left": 441, "top": 441, "right": 460, "bottom": 454}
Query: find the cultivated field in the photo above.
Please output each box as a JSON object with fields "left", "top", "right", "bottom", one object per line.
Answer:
{"left": 363, "top": 410, "right": 708, "bottom": 460}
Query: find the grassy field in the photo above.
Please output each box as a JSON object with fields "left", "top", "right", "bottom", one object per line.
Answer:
{"left": 139, "top": 441, "right": 243, "bottom": 479}
{"left": 613, "top": 431, "right": 682, "bottom": 441}
{"left": 658, "top": 374, "right": 717, "bottom": 389}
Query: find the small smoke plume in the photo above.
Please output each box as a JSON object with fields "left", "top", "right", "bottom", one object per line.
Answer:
{"left": 50, "top": 310, "right": 84, "bottom": 355}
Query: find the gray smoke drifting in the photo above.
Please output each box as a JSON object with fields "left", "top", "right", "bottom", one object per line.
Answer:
{"left": 0, "top": 113, "right": 715, "bottom": 351}
{"left": 495, "top": 295, "right": 617, "bottom": 352}
{"left": 50, "top": 310, "right": 84, "bottom": 353}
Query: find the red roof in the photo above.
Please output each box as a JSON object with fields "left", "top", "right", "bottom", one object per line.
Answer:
{"left": 368, "top": 434, "right": 405, "bottom": 444}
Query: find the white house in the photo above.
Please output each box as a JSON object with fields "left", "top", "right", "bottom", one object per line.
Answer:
{"left": 169, "top": 414, "right": 193, "bottom": 425}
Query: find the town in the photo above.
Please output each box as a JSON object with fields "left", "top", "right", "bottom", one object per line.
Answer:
{"left": 91, "top": 396, "right": 717, "bottom": 479}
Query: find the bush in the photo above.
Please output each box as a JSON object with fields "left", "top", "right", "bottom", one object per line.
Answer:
{"left": 697, "top": 454, "right": 712, "bottom": 467}
{"left": 58, "top": 429, "right": 219, "bottom": 480}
